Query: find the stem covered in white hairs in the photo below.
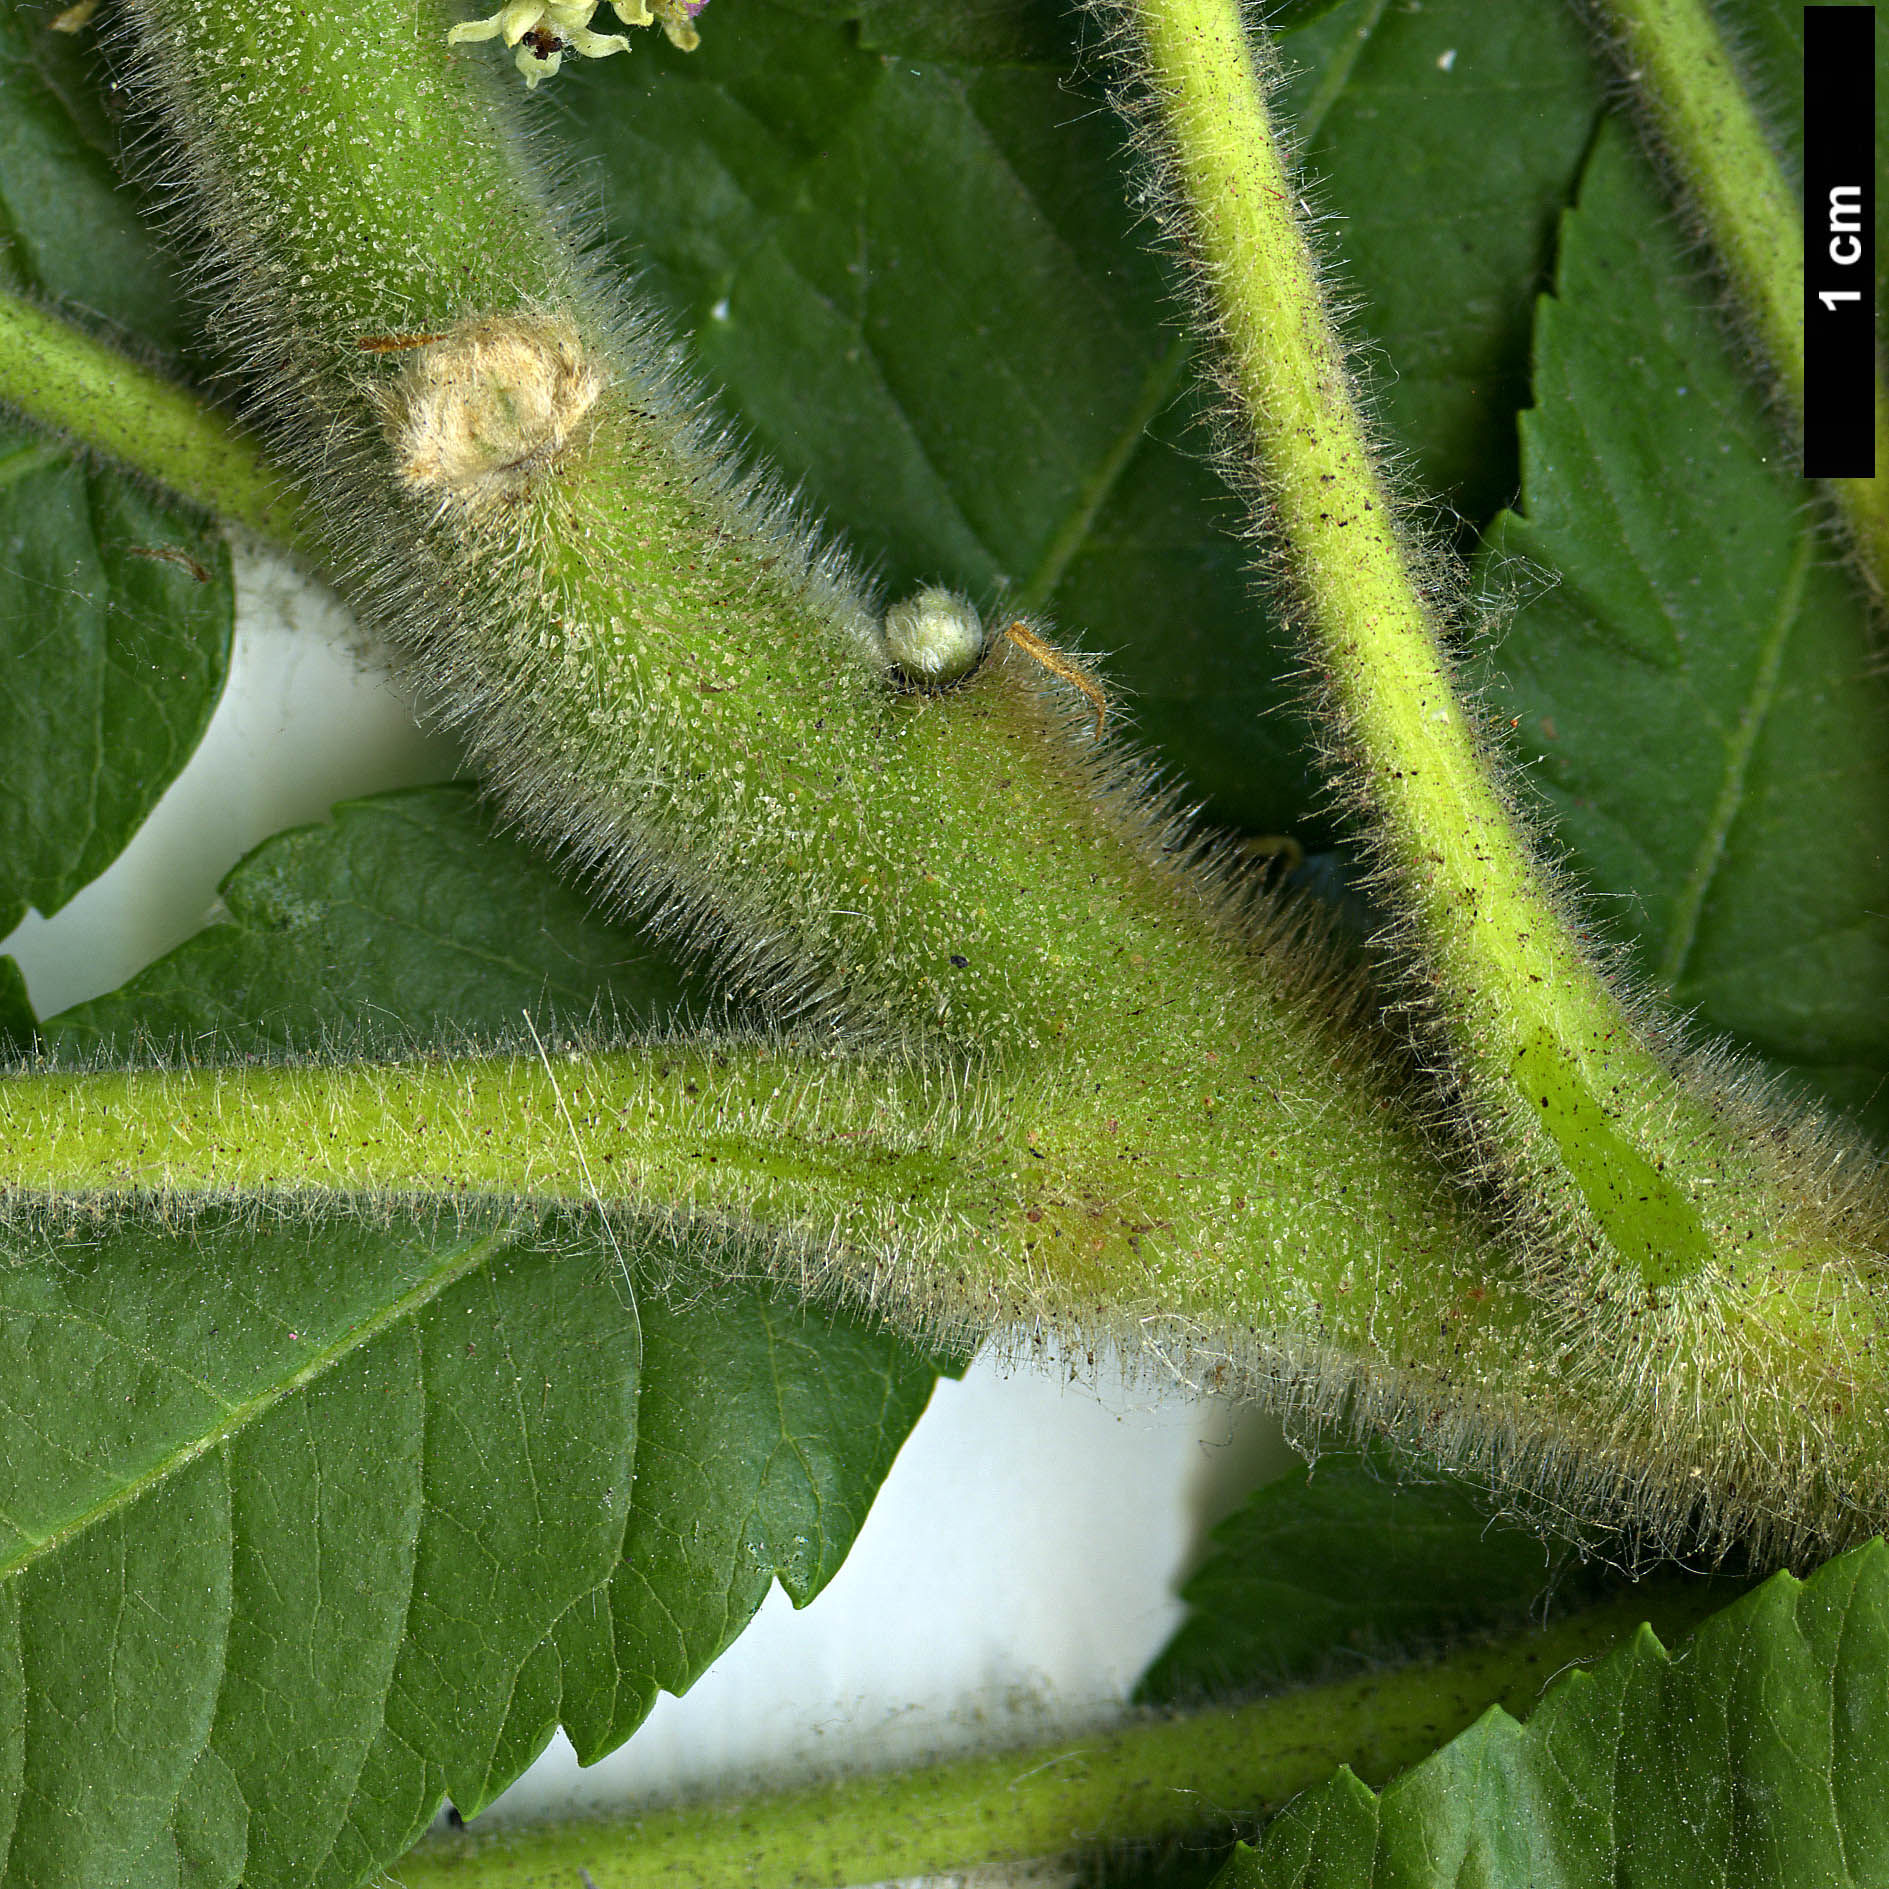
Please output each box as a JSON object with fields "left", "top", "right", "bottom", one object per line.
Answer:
{"left": 50, "top": 0, "right": 1578, "bottom": 1509}
{"left": 1108, "top": 0, "right": 1889, "bottom": 1550}
{"left": 0, "top": 0, "right": 1884, "bottom": 1560}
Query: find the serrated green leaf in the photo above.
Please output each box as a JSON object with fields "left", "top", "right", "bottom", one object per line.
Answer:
{"left": 354, "top": 1236, "right": 642, "bottom": 1823}
{"left": 206, "top": 1290, "right": 429, "bottom": 1887}
{"left": 547, "top": 1281, "right": 951, "bottom": 1764}
{"left": 555, "top": 0, "right": 1600, "bottom": 839}
{"left": 41, "top": 785, "right": 698, "bottom": 1058}
{"left": 1222, "top": 1538, "right": 1889, "bottom": 1888}
{"left": 1135, "top": 1451, "right": 1666, "bottom": 1707}
{"left": 0, "top": 429, "right": 234, "bottom": 937}
{"left": 0, "top": 11, "right": 235, "bottom": 939}
{"left": 2, "top": 789, "right": 959, "bottom": 1889}
{"left": 1478, "top": 124, "right": 1889, "bottom": 1135}
{"left": 1117, "top": 1447, "right": 1645, "bottom": 1889}
{"left": 0, "top": 1210, "right": 636, "bottom": 1886}
{"left": 9, "top": 1439, "right": 231, "bottom": 1886}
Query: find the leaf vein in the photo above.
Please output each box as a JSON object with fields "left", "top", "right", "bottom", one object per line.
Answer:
{"left": 1656, "top": 528, "right": 1814, "bottom": 991}
{"left": 0, "top": 1227, "right": 516, "bottom": 1584}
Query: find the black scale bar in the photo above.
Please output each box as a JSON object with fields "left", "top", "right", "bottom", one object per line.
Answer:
{"left": 1804, "top": 5, "right": 1878, "bottom": 479}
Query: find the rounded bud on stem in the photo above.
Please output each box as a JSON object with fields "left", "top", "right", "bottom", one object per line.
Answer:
{"left": 882, "top": 587, "right": 987, "bottom": 686}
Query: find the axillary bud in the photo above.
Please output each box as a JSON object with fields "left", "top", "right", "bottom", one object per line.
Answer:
{"left": 882, "top": 587, "right": 987, "bottom": 686}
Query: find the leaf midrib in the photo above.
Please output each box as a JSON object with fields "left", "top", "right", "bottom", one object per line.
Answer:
{"left": 1015, "top": 333, "right": 1192, "bottom": 611}
{"left": 0, "top": 1222, "right": 519, "bottom": 1583}
{"left": 1656, "top": 527, "right": 1813, "bottom": 991}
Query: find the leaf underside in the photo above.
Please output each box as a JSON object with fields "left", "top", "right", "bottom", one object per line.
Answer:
{"left": 41, "top": 785, "right": 701, "bottom": 1058}
{"left": 0, "top": 790, "right": 959, "bottom": 1889}
{"left": 1122, "top": 1449, "right": 1740, "bottom": 1889}
{"left": 1135, "top": 1448, "right": 1681, "bottom": 1709}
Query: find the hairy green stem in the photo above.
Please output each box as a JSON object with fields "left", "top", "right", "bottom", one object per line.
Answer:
{"left": 1115, "top": 0, "right": 1889, "bottom": 1550}
{"left": 0, "top": 0, "right": 1852, "bottom": 1555}
{"left": 0, "top": 1042, "right": 985, "bottom": 1274}
{"left": 1126, "top": 0, "right": 1687, "bottom": 1269}
{"left": 391, "top": 1579, "right": 1729, "bottom": 1888}
{"left": 82, "top": 0, "right": 1591, "bottom": 1491}
{"left": 0, "top": 286, "right": 311, "bottom": 550}
{"left": 1592, "top": 0, "right": 1889, "bottom": 595}
{"left": 0, "top": 1028, "right": 1556, "bottom": 1460}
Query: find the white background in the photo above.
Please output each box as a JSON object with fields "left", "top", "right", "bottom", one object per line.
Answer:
{"left": 1, "top": 538, "right": 1292, "bottom": 1828}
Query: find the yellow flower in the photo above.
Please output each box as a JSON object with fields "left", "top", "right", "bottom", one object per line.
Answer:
{"left": 447, "top": 0, "right": 630, "bottom": 87}
{"left": 447, "top": 0, "right": 706, "bottom": 85}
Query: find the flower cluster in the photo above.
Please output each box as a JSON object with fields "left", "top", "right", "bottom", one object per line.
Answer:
{"left": 447, "top": 0, "right": 706, "bottom": 86}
